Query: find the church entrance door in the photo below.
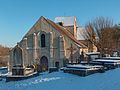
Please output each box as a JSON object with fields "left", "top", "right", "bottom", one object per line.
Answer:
{"left": 40, "top": 56, "right": 48, "bottom": 72}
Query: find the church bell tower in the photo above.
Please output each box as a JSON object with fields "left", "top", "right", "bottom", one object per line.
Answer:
{"left": 54, "top": 16, "right": 77, "bottom": 39}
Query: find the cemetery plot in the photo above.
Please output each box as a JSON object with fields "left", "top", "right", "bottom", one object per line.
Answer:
{"left": 63, "top": 64, "right": 104, "bottom": 76}
{"left": 92, "top": 57, "right": 120, "bottom": 69}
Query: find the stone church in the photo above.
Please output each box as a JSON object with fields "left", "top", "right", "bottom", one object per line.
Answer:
{"left": 9, "top": 16, "right": 88, "bottom": 75}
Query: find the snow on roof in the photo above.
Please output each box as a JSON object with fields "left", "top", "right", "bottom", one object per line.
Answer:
{"left": 54, "top": 16, "right": 76, "bottom": 26}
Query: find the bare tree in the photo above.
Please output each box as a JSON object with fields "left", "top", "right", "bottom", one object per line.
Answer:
{"left": 82, "top": 23, "right": 96, "bottom": 52}
{"left": 0, "top": 45, "right": 10, "bottom": 66}
{"left": 82, "top": 17, "right": 117, "bottom": 55}
{"left": 113, "top": 25, "right": 120, "bottom": 51}
{"left": 0, "top": 45, "right": 10, "bottom": 56}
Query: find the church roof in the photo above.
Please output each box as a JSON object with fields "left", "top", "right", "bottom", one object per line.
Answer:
{"left": 42, "top": 17, "right": 87, "bottom": 48}
{"left": 23, "top": 16, "right": 87, "bottom": 48}
{"left": 54, "top": 16, "right": 75, "bottom": 26}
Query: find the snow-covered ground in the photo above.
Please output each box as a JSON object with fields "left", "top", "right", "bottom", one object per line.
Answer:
{"left": 0, "top": 69, "right": 120, "bottom": 90}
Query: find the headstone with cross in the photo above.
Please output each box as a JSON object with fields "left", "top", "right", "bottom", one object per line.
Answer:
{"left": 67, "top": 44, "right": 76, "bottom": 64}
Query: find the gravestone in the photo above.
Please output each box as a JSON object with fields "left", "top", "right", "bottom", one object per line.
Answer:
{"left": 12, "top": 45, "right": 25, "bottom": 75}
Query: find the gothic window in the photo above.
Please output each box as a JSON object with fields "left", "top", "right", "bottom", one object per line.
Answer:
{"left": 41, "top": 34, "right": 46, "bottom": 47}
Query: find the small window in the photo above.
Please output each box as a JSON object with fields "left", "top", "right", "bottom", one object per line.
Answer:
{"left": 41, "top": 34, "right": 46, "bottom": 47}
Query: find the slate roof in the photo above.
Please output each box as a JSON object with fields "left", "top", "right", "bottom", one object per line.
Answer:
{"left": 54, "top": 16, "right": 75, "bottom": 26}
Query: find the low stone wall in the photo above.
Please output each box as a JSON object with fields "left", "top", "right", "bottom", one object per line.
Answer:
{"left": 64, "top": 68, "right": 104, "bottom": 76}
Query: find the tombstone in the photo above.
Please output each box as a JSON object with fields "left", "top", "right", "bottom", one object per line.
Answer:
{"left": 55, "top": 62, "right": 59, "bottom": 69}
{"left": 87, "top": 55, "right": 92, "bottom": 64}
{"left": 12, "top": 45, "right": 25, "bottom": 75}
{"left": 63, "top": 58, "right": 69, "bottom": 67}
{"left": 13, "top": 46, "right": 23, "bottom": 66}
{"left": 67, "top": 44, "right": 76, "bottom": 64}
{"left": 79, "top": 51, "right": 84, "bottom": 63}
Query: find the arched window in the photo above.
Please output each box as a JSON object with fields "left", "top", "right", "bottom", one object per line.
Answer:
{"left": 41, "top": 34, "right": 46, "bottom": 47}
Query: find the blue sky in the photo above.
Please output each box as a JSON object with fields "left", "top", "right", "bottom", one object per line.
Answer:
{"left": 0, "top": 0, "right": 120, "bottom": 47}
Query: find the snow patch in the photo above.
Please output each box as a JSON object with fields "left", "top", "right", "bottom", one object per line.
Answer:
{"left": 16, "top": 77, "right": 62, "bottom": 87}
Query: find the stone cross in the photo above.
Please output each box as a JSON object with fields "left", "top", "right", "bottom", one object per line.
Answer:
{"left": 67, "top": 44, "right": 76, "bottom": 64}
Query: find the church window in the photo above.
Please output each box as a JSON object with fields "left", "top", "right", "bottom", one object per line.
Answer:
{"left": 41, "top": 34, "right": 46, "bottom": 47}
